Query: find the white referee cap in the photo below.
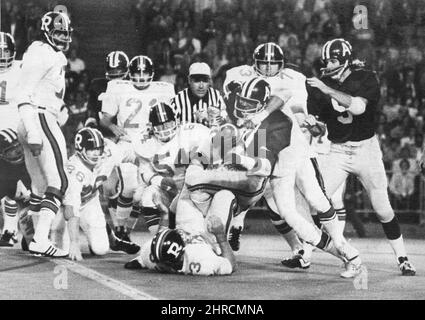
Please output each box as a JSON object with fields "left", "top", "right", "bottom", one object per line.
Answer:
{"left": 189, "top": 62, "right": 211, "bottom": 77}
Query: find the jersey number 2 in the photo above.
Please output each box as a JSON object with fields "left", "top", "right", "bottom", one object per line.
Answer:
{"left": 331, "top": 98, "right": 353, "bottom": 124}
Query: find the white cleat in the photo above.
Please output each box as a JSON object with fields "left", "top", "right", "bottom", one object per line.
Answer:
{"left": 340, "top": 260, "right": 363, "bottom": 278}
{"left": 29, "top": 240, "right": 68, "bottom": 258}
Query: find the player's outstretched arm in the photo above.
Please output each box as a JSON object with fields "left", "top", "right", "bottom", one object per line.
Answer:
{"left": 99, "top": 112, "right": 130, "bottom": 142}
{"left": 63, "top": 205, "right": 83, "bottom": 261}
{"left": 244, "top": 95, "right": 285, "bottom": 129}
{"left": 207, "top": 215, "right": 237, "bottom": 272}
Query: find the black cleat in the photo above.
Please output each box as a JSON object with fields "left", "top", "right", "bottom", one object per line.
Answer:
{"left": 110, "top": 227, "right": 140, "bottom": 254}
{"left": 281, "top": 250, "right": 311, "bottom": 269}
{"left": 0, "top": 230, "right": 15, "bottom": 247}
{"left": 228, "top": 226, "right": 242, "bottom": 251}
{"left": 124, "top": 258, "right": 143, "bottom": 270}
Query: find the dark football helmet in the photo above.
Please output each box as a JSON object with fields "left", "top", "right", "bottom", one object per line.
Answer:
{"left": 0, "top": 32, "right": 16, "bottom": 72}
{"left": 129, "top": 55, "right": 154, "bottom": 89}
{"left": 150, "top": 228, "right": 185, "bottom": 271}
{"left": 149, "top": 102, "right": 177, "bottom": 143}
{"left": 253, "top": 42, "right": 284, "bottom": 77}
{"left": 0, "top": 128, "right": 24, "bottom": 164}
{"left": 105, "top": 51, "right": 129, "bottom": 80}
{"left": 40, "top": 11, "right": 73, "bottom": 52}
{"left": 320, "top": 38, "right": 353, "bottom": 79}
{"left": 234, "top": 77, "right": 271, "bottom": 121}
{"left": 74, "top": 127, "right": 105, "bottom": 166}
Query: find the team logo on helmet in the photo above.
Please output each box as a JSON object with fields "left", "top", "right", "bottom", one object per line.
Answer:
{"left": 129, "top": 55, "right": 154, "bottom": 89}
{"left": 0, "top": 128, "right": 23, "bottom": 164}
{"left": 75, "top": 127, "right": 105, "bottom": 166}
{"left": 149, "top": 102, "right": 177, "bottom": 143}
{"left": 234, "top": 77, "right": 271, "bottom": 123}
{"left": 253, "top": 42, "right": 284, "bottom": 77}
{"left": 105, "top": 51, "right": 129, "bottom": 79}
{"left": 150, "top": 229, "right": 185, "bottom": 271}
{"left": 320, "top": 38, "right": 353, "bottom": 79}
{"left": 0, "top": 32, "right": 15, "bottom": 72}
{"left": 41, "top": 11, "right": 73, "bottom": 52}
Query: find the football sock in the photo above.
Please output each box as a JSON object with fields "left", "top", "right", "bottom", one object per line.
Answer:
{"left": 116, "top": 195, "right": 133, "bottom": 227}
{"left": 3, "top": 198, "right": 18, "bottom": 233}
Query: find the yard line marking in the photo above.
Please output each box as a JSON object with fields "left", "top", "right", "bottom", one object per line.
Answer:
{"left": 53, "top": 259, "right": 158, "bottom": 300}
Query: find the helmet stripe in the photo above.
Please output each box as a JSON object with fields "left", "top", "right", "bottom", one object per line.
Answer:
{"left": 154, "top": 229, "right": 169, "bottom": 260}
{"left": 242, "top": 77, "right": 260, "bottom": 98}
{"left": 3, "top": 128, "right": 17, "bottom": 140}
{"left": 0, "top": 130, "right": 14, "bottom": 143}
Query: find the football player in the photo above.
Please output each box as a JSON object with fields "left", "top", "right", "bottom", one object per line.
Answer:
{"left": 58, "top": 127, "right": 139, "bottom": 261}
{"left": 181, "top": 78, "right": 360, "bottom": 275}
{"left": 124, "top": 215, "right": 236, "bottom": 276}
{"left": 223, "top": 43, "right": 356, "bottom": 276}
{"left": 131, "top": 101, "right": 211, "bottom": 234}
{"left": 99, "top": 55, "right": 175, "bottom": 245}
{"left": 0, "top": 32, "right": 22, "bottom": 131}
{"left": 16, "top": 11, "right": 72, "bottom": 257}
{"left": 85, "top": 50, "right": 129, "bottom": 135}
{"left": 0, "top": 128, "right": 31, "bottom": 247}
{"left": 305, "top": 38, "right": 416, "bottom": 276}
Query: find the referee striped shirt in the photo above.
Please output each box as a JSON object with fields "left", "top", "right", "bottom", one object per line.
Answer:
{"left": 171, "top": 87, "right": 227, "bottom": 124}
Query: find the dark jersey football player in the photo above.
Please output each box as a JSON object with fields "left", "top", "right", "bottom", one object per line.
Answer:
{"left": 0, "top": 128, "right": 32, "bottom": 247}
{"left": 86, "top": 50, "right": 129, "bottom": 137}
{"left": 305, "top": 38, "right": 415, "bottom": 276}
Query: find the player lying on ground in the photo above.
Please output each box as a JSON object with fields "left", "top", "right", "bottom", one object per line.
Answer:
{"left": 124, "top": 199, "right": 236, "bottom": 276}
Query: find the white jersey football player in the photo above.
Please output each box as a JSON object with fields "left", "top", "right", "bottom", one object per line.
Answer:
{"left": 16, "top": 11, "right": 72, "bottom": 257}
{"left": 100, "top": 55, "right": 175, "bottom": 243}
{"left": 222, "top": 43, "right": 355, "bottom": 275}
{"left": 0, "top": 32, "right": 22, "bottom": 131}
{"left": 124, "top": 216, "right": 236, "bottom": 276}
{"left": 57, "top": 127, "right": 139, "bottom": 260}
{"left": 132, "top": 102, "right": 211, "bottom": 234}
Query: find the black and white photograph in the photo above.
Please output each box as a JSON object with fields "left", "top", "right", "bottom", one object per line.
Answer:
{"left": 0, "top": 0, "right": 424, "bottom": 303}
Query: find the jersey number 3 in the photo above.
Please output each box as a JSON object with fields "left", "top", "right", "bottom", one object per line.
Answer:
{"left": 331, "top": 98, "right": 353, "bottom": 124}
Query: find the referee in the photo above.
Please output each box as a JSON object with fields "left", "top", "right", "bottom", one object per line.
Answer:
{"left": 171, "top": 62, "right": 227, "bottom": 127}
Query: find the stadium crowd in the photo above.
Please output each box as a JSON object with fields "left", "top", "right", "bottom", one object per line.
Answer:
{"left": 1, "top": 0, "right": 425, "bottom": 223}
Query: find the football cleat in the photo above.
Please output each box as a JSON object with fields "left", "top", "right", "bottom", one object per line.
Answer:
{"left": 398, "top": 257, "right": 416, "bottom": 276}
{"left": 228, "top": 226, "right": 242, "bottom": 251}
{"left": 28, "top": 239, "right": 68, "bottom": 258}
{"left": 0, "top": 230, "right": 15, "bottom": 247}
{"left": 281, "top": 249, "right": 311, "bottom": 269}
{"left": 124, "top": 258, "right": 143, "bottom": 270}
{"left": 110, "top": 226, "right": 140, "bottom": 254}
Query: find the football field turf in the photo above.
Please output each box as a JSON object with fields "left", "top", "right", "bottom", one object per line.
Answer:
{"left": 1, "top": 231, "right": 424, "bottom": 300}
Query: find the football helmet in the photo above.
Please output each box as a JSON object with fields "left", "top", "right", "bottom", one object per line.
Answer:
{"left": 150, "top": 229, "right": 185, "bottom": 271}
{"left": 0, "top": 128, "right": 24, "bottom": 164}
{"left": 149, "top": 102, "right": 177, "bottom": 143}
{"left": 234, "top": 77, "right": 271, "bottom": 121}
{"left": 0, "top": 32, "right": 16, "bottom": 72}
{"left": 40, "top": 11, "right": 73, "bottom": 52}
{"left": 129, "top": 55, "right": 154, "bottom": 89}
{"left": 105, "top": 51, "right": 129, "bottom": 80}
{"left": 253, "top": 42, "right": 284, "bottom": 77}
{"left": 321, "top": 38, "right": 352, "bottom": 79}
{"left": 74, "top": 127, "right": 105, "bottom": 166}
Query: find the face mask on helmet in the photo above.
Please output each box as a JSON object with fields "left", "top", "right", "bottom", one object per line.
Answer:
{"left": 0, "top": 33, "right": 16, "bottom": 72}
{"left": 41, "top": 12, "right": 73, "bottom": 52}
{"left": 150, "top": 229, "right": 185, "bottom": 271}
{"left": 105, "top": 51, "right": 129, "bottom": 80}
{"left": 129, "top": 56, "right": 154, "bottom": 89}
{"left": 0, "top": 129, "right": 24, "bottom": 164}
{"left": 149, "top": 102, "right": 177, "bottom": 143}
{"left": 233, "top": 78, "right": 271, "bottom": 125}
{"left": 75, "top": 128, "right": 105, "bottom": 166}
{"left": 320, "top": 39, "right": 352, "bottom": 80}
{"left": 253, "top": 43, "right": 284, "bottom": 77}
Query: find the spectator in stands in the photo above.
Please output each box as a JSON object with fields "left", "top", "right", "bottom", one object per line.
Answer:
{"left": 389, "top": 158, "right": 416, "bottom": 210}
